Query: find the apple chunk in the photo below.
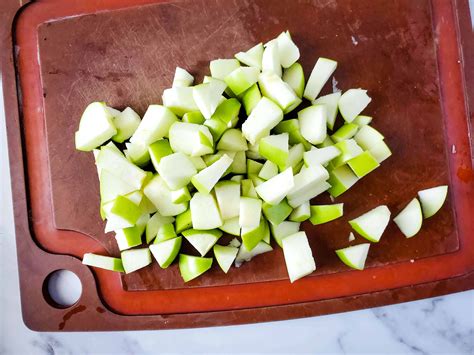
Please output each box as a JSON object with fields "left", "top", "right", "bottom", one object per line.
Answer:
{"left": 190, "top": 192, "right": 223, "bottom": 230}
{"left": 82, "top": 253, "right": 124, "bottom": 272}
{"left": 349, "top": 205, "right": 391, "bottom": 242}
{"left": 309, "top": 204, "right": 344, "bottom": 225}
{"left": 75, "top": 102, "right": 117, "bottom": 151}
{"left": 121, "top": 248, "right": 152, "bottom": 274}
{"left": 393, "top": 198, "right": 423, "bottom": 238}
{"left": 149, "top": 237, "right": 182, "bottom": 268}
{"left": 282, "top": 232, "right": 316, "bottom": 282}
{"left": 179, "top": 254, "right": 213, "bottom": 282}
{"left": 336, "top": 243, "right": 370, "bottom": 270}
{"left": 417, "top": 185, "right": 448, "bottom": 218}
{"left": 214, "top": 245, "right": 239, "bottom": 273}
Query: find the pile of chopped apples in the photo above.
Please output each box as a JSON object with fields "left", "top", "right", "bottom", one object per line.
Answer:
{"left": 77, "top": 31, "right": 448, "bottom": 283}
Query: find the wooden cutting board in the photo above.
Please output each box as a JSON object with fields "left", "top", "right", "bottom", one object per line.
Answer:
{"left": 2, "top": 0, "right": 473, "bottom": 331}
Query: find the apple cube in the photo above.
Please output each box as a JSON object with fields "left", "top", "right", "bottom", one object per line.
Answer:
{"left": 262, "top": 40, "right": 282, "bottom": 77}
{"left": 172, "top": 67, "right": 194, "bottom": 87}
{"left": 82, "top": 253, "right": 124, "bottom": 272}
{"left": 75, "top": 102, "right": 117, "bottom": 151}
{"left": 259, "top": 133, "right": 289, "bottom": 170}
{"left": 282, "top": 232, "right": 316, "bottom": 282}
{"left": 283, "top": 62, "right": 305, "bottom": 98}
{"left": 327, "top": 164, "right": 359, "bottom": 197}
{"left": 235, "top": 43, "right": 264, "bottom": 70}
{"left": 336, "top": 243, "right": 370, "bottom": 270}
{"left": 191, "top": 154, "right": 233, "bottom": 194}
{"left": 313, "top": 92, "right": 342, "bottom": 130}
{"left": 262, "top": 199, "right": 293, "bottom": 225}
{"left": 303, "top": 57, "right": 337, "bottom": 100}
{"left": 347, "top": 151, "right": 380, "bottom": 178}
{"left": 183, "top": 229, "right": 222, "bottom": 256}
{"left": 417, "top": 185, "right": 448, "bottom": 218}
{"left": 157, "top": 152, "right": 197, "bottom": 190}
{"left": 239, "top": 197, "right": 262, "bottom": 229}
{"left": 298, "top": 105, "right": 327, "bottom": 145}
{"left": 143, "top": 175, "right": 188, "bottom": 217}
{"left": 255, "top": 168, "right": 295, "bottom": 205}
{"left": 121, "top": 248, "right": 152, "bottom": 274}
{"left": 349, "top": 205, "right": 391, "bottom": 242}
{"left": 309, "top": 204, "right": 344, "bottom": 225}
{"left": 219, "top": 217, "right": 241, "bottom": 236}
{"left": 242, "top": 97, "right": 284, "bottom": 145}
{"left": 214, "top": 245, "right": 239, "bottom": 273}
{"left": 112, "top": 107, "right": 141, "bottom": 143}
{"left": 162, "top": 87, "right": 199, "bottom": 116}
{"left": 289, "top": 201, "right": 311, "bottom": 222}
{"left": 258, "top": 72, "right": 302, "bottom": 113}
{"left": 190, "top": 192, "right": 223, "bottom": 230}
{"left": 215, "top": 181, "right": 240, "bottom": 220}
{"left": 393, "top": 198, "right": 423, "bottom": 238}
{"left": 240, "top": 83, "right": 262, "bottom": 115}
{"left": 145, "top": 212, "right": 175, "bottom": 243}
{"left": 224, "top": 67, "right": 260, "bottom": 95}
{"left": 210, "top": 59, "right": 240, "bottom": 80}
{"left": 338, "top": 89, "right": 372, "bottom": 123}
{"left": 235, "top": 241, "right": 273, "bottom": 267}
{"left": 179, "top": 254, "right": 213, "bottom": 282}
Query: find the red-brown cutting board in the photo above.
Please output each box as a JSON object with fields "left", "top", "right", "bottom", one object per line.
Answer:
{"left": 2, "top": 0, "right": 473, "bottom": 331}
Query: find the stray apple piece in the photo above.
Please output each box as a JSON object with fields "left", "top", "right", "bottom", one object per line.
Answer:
{"left": 417, "top": 185, "right": 448, "bottom": 218}
{"left": 309, "top": 204, "right": 344, "bottom": 225}
{"left": 282, "top": 232, "right": 316, "bottom": 282}
{"left": 393, "top": 198, "right": 423, "bottom": 238}
{"left": 82, "top": 253, "right": 124, "bottom": 272}
{"left": 121, "top": 248, "right": 152, "bottom": 274}
{"left": 150, "top": 236, "right": 182, "bottom": 268}
{"left": 179, "top": 254, "right": 213, "bottom": 282}
{"left": 262, "top": 199, "right": 293, "bottom": 225}
{"left": 75, "top": 102, "right": 117, "bottom": 151}
{"left": 336, "top": 243, "right": 370, "bottom": 270}
{"left": 349, "top": 205, "right": 391, "bottom": 242}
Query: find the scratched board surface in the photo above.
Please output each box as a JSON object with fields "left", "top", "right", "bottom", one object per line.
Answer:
{"left": 38, "top": 0, "right": 457, "bottom": 291}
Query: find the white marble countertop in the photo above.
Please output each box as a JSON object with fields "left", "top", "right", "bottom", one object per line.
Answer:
{"left": 1, "top": 23, "right": 474, "bottom": 352}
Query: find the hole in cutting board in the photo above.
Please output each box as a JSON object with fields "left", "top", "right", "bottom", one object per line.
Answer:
{"left": 43, "top": 270, "right": 82, "bottom": 308}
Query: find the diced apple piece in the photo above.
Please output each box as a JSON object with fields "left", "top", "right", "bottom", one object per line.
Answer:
{"left": 169, "top": 122, "right": 214, "bottom": 157}
{"left": 349, "top": 205, "right": 391, "bottom": 242}
{"left": 224, "top": 67, "right": 260, "bottom": 96}
{"left": 143, "top": 175, "right": 188, "bottom": 217}
{"left": 270, "top": 221, "right": 300, "bottom": 247}
{"left": 170, "top": 186, "right": 191, "bottom": 204}
{"left": 242, "top": 97, "right": 284, "bottom": 145}
{"left": 313, "top": 92, "right": 342, "bottom": 130}
{"left": 235, "top": 43, "right": 264, "bottom": 70}
{"left": 338, "top": 89, "right": 372, "bottom": 123}
{"left": 217, "top": 129, "right": 248, "bottom": 151}
{"left": 145, "top": 212, "right": 175, "bottom": 243}
{"left": 75, "top": 102, "right": 117, "bottom": 151}
{"left": 327, "top": 164, "right": 359, "bottom": 197}
{"left": 304, "top": 146, "right": 341, "bottom": 167}
{"left": 417, "top": 185, "right": 448, "bottom": 218}
{"left": 241, "top": 83, "right": 262, "bottom": 116}
{"left": 219, "top": 217, "right": 240, "bottom": 236}
{"left": 241, "top": 179, "right": 258, "bottom": 198}
{"left": 281, "top": 143, "right": 305, "bottom": 171}
{"left": 369, "top": 140, "right": 392, "bottom": 163}
{"left": 332, "top": 139, "right": 364, "bottom": 167}
{"left": 303, "top": 58, "right": 337, "bottom": 101}
{"left": 130, "top": 105, "right": 177, "bottom": 146}
{"left": 289, "top": 201, "right": 311, "bottom": 222}
{"left": 354, "top": 125, "right": 384, "bottom": 150}
{"left": 259, "top": 133, "right": 289, "bottom": 170}
{"left": 103, "top": 195, "right": 142, "bottom": 232}
{"left": 235, "top": 241, "right": 273, "bottom": 267}
{"left": 258, "top": 160, "right": 279, "bottom": 180}
{"left": 150, "top": 236, "right": 182, "bottom": 268}
{"left": 214, "top": 245, "right": 238, "bottom": 273}
{"left": 162, "top": 87, "right": 199, "bottom": 116}
{"left": 262, "top": 40, "right": 282, "bottom": 77}
{"left": 191, "top": 154, "right": 233, "bottom": 194}
{"left": 124, "top": 142, "right": 150, "bottom": 167}
{"left": 172, "top": 67, "right": 194, "bottom": 87}
{"left": 309, "top": 204, "right": 344, "bottom": 225}
{"left": 286, "top": 165, "right": 329, "bottom": 207}
{"left": 193, "top": 80, "right": 227, "bottom": 119}
{"left": 241, "top": 218, "right": 267, "bottom": 251}
{"left": 99, "top": 170, "right": 136, "bottom": 204}
{"left": 148, "top": 139, "right": 172, "bottom": 170}
{"left": 190, "top": 192, "right": 223, "bottom": 230}
{"left": 282, "top": 63, "right": 306, "bottom": 101}
{"left": 179, "top": 254, "right": 213, "bottom": 282}
{"left": 255, "top": 168, "right": 294, "bottom": 205}
{"left": 347, "top": 151, "right": 379, "bottom": 178}
{"left": 336, "top": 243, "right": 370, "bottom": 270}
{"left": 247, "top": 159, "right": 264, "bottom": 175}
{"left": 353, "top": 115, "right": 373, "bottom": 126}
{"left": 393, "top": 198, "right": 423, "bottom": 238}
{"left": 183, "top": 229, "right": 222, "bottom": 256}
{"left": 157, "top": 152, "right": 197, "bottom": 190}
{"left": 210, "top": 59, "right": 240, "bottom": 80}
{"left": 258, "top": 72, "right": 302, "bottom": 114}
{"left": 82, "top": 253, "right": 124, "bottom": 272}
{"left": 183, "top": 111, "right": 205, "bottom": 125}
{"left": 239, "top": 197, "right": 262, "bottom": 229}
{"left": 262, "top": 198, "right": 293, "bottom": 225}
{"left": 121, "top": 248, "right": 152, "bottom": 274}
{"left": 276, "top": 31, "right": 300, "bottom": 68}
{"left": 331, "top": 123, "right": 359, "bottom": 142}
{"left": 115, "top": 214, "right": 149, "bottom": 251}
{"left": 112, "top": 107, "right": 141, "bottom": 143}
{"left": 282, "top": 231, "right": 316, "bottom": 282}
{"left": 215, "top": 181, "right": 240, "bottom": 220}
{"left": 298, "top": 105, "right": 327, "bottom": 145}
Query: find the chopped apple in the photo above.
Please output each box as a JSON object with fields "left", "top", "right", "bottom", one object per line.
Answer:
{"left": 235, "top": 241, "right": 273, "bottom": 267}
{"left": 393, "top": 198, "right": 423, "bottom": 238}
{"left": 286, "top": 165, "right": 329, "bottom": 207}
{"left": 289, "top": 201, "right": 311, "bottom": 222}
{"left": 169, "top": 122, "right": 214, "bottom": 157}
{"left": 417, "top": 185, "right": 448, "bottom": 218}
{"left": 121, "top": 248, "right": 152, "bottom": 274}
{"left": 347, "top": 151, "right": 379, "bottom": 178}
{"left": 150, "top": 236, "right": 182, "bottom": 268}
{"left": 331, "top": 123, "right": 359, "bottom": 142}
{"left": 262, "top": 199, "right": 293, "bottom": 225}
{"left": 258, "top": 72, "right": 302, "bottom": 113}
{"left": 235, "top": 43, "right": 264, "bottom": 70}
{"left": 175, "top": 209, "right": 192, "bottom": 234}
{"left": 241, "top": 179, "right": 258, "bottom": 198}
{"left": 336, "top": 243, "right": 370, "bottom": 270}
{"left": 282, "top": 143, "right": 305, "bottom": 171}
{"left": 338, "top": 89, "right": 372, "bottom": 123}
{"left": 162, "top": 87, "right": 199, "bottom": 116}
{"left": 303, "top": 146, "right": 341, "bottom": 167}
{"left": 276, "top": 31, "right": 300, "bottom": 68}
{"left": 219, "top": 217, "right": 241, "bottom": 236}
{"left": 349, "top": 205, "right": 391, "bottom": 242}
{"left": 241, "top": 217, "right": 267, "bottom": 251}
{"left": 179, "top": 254, "right": 213, "bottom": 282}
{"left": 217, "top": 128, "right": 248, "bottom": 151}
{"left": 210, "top": 59, "right": 240, "bottom": 80}
{"left": 75, "top": 102, "right": 117, "bottom": 151}
{"left": 183, "top": 229, "right": 222, "bottom": 256}
{"left": 259, "top": 133, "right": 289, "bottom": 170}
{"left": 190, "top": 192, "right": 223, "bottom": 230}
{"left": 270, "top": 221, "right": 301, "bottom": 247}
{"left": 262, "top": 40, "right": 282, "bottom": 77}
{"left": 130, "top": 105, "right": 177, "bottom": 146}
{"left": 303, "top": 57, "right": 337, "bottom": 101}
{"left": 354, "top": 125, "right": 384, "bottom": 150}
{"left": 242, "top": 97, "right": 284, "bottom": 145}
{"left": 155, "top": 223, "right": 177, "bottom": 243}
{"left": 309, "top": 204, "right": 344, "bottom": 225}
{"left": 327, "top": 164, "right": 359, "bottom": 197}
{"left": 353, "top": 115, "right": 373, "bottom": 126}
{"left": 258, "top": 160, "right": 279, "bottom": 180}
{"left": 143, "top": 175, "right": 188, "bottom": 217}
{"left": 82, "top": 253, "right": 124, "bottom": 272}
{"left": 191, "top": 154, "right": 233, "bottom": 194}
{"left": 172, "top": 67, "right": 194, "bottom": 87}
{"left": 111, "top": 107, "right": 141, "bottom": 143}
{"left": 239, "top": 197, "right": 262, "bottom": 229}
{"left": 274, "top": 118, "right": 311, "bottom": 150}
{"left": 313, "top": 92, "right": 342, "bottom": 130}
{"left": 282, "top": 62, "right": 305, "bottom": 98}
{"left": 215, "top": 181, "right": 240, "bottom": 220}
{"left": 115, "top": 213, "right": 149, "bottom": 251}
{"left": 213, "top": 245, "right": 238, "bottom": 273}
{"left": 182, "top": 111, "right": 205, "bottom": 125}
{"left": 298, "top": 105, "right": 327, "bottom": 145}
{"left": 241, "top": 83, "right": 262, "bottom": 115}
{"left": 368, "top": 140, "right": 392, "bottom": 163}
{"left": 148, "top": 139, "right": 173, "bottom": 170}
{"left": 193, "top": 80, "right": 227, "bottom": 119}
{"left": 145, "top": 212, "right": 175, "bottom": 243}
{"left": 224, "top": 67, "right": 260, "bottom": 95}
{"left": 157, "top": 152, "right": 197, "bottom": 190}
{"left": 255, "top": 168, "right": 295, "bottom": 205}
{"left": 170, "top": 186, "right": 191, "bottom": 204}
{"left": 282, "top": 231, "right": 316, "bottom": 282}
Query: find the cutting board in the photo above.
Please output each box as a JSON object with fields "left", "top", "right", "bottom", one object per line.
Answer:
{"left": 2, "top": 0, "right": 473, "bottom": 331}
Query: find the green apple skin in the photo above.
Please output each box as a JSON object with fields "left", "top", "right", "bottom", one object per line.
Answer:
{"left": 224, "top": 67, "right": 260, "bottom": 95}
{"left": 393, "top": 198, "right": 423, "bottom": 238}
{"left": 247, "top": 159, "right": 264, "bottom": 175}
{"left": 182, "top": 111, "right": 205, "bottom": 125}
{"left": 204, "top": 118, "right": 228, "bottom": 141}
{"left": 240, "top": 84, "right": 262, "bottom": 116}
{"left": 213, "top": 245, "right": 239, "bottom": 273}
{"left": 241, "top": 218, "right": 267, "bottom": 251}
{"left": 273, "top": 119, "right": 311, "bottom": 150}
{"left": 211, "top": 98, "right": 241, "bottom": 125}
{"left": 417, "top": 185, "right": 448, "bottom": 218}
{"left": 309, "top": 204, "right": 344, "bottom": 225}
{"left": 241, "top": 179, "right": 258, "bottom": 198}
{"left": 149, "top": 236, "right": 182, "bottom": 268}
{"left": 335, "top": 243, "right": 370, "bottom": 270}
{"left": 347, "top": 151, "right": 379, "bottom": 178}
{"left": 289, "top": 201, "right": 310, "bottom": 222}
{"left": 259, "top": 133, "right": 289, "bottom": 170}
{"left": 175, "top": 209, "right": 192, "bottom": 234}
{"left": 349, "top": 205, "right": 391, "bottom": 242}
{"left": 178, "top": 254, "right": 213, "bottom": 282}
{"left": 282, "top": 62, "right": 305, "bottom": 98}
{"left": 82, "top": 253, "right": 124, "bottom": 272}
{"left": 149, "top": 139, "right": 173, "bottom": 170}
{"left": 109, "top": 195, "right": 142, "bottom": 225}
{"left": 331, "top": 139, "right": 364, "bottom": 168}
{"left": 155, "top": 223, "right": 177, "bottom": 243}
{"left": 235, "top": 42, "right": 264, "bottom": 70}
{"left": 331, "top": 123, "right": 359, "bottom": 143}
{"left": 327, "top": 164, "right": 359, "bottom": 197}
{"left": 353, "top": 115, "right": 373, "bottom": 125}
{"left": 262, "top": 199, "right": 293, "bottom": 225}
